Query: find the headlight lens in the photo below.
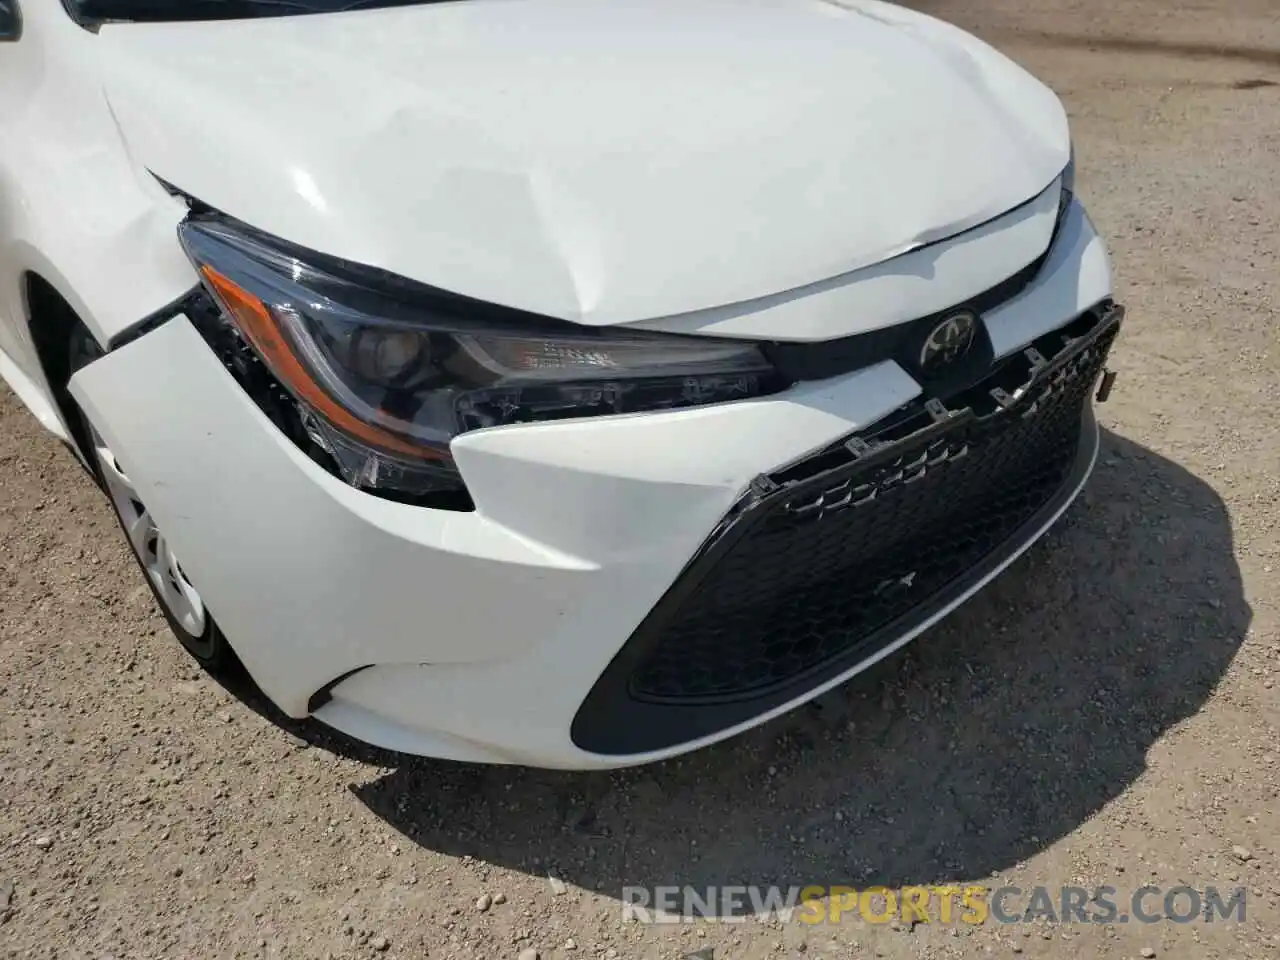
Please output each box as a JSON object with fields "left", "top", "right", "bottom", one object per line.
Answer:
{"left": 178, "top": 217, "right": 784, "bottom": 498}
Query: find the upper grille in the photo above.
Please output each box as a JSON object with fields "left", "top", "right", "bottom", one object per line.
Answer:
{"left": 762, "top": 184, "right": 1068, "bottom": 385}
{"left": 762, "top": 255, "right": 1039, "bottom": 384}
{"left": 571, "top": 303, "right": 1121, "bottom": 754}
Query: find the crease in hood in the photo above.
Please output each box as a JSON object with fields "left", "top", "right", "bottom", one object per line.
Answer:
{"left": 97, "top": 0, "right": 1071, "bottom": 326}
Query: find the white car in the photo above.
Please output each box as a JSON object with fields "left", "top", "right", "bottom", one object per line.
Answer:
{"left": 0, "top": 0, "right": 1121, "bottom": 768}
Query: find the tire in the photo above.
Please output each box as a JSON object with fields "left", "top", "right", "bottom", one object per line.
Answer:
{"left": 68, "top": 326, "right": 240, "bottom": 677}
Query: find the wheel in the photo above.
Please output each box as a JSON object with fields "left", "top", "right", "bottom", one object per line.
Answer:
{"left": 68, "top": 326, "right": 239, "bottom": 676}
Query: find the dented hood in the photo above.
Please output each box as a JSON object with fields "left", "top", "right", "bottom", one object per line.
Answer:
{"left": 98, "top": 0, "right": 1070, "bottom": 326}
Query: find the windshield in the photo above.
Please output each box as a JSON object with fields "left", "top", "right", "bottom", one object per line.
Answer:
{"left": 71, "top": 0, "right": 447, "bottom": 23}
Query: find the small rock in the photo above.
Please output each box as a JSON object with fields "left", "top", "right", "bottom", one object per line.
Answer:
{"left": 0, "top": 880, "right": 13, "bottom": 909}
{"left": 1232, "top": 845, "right": 1253, "bottom": 862}
{"left": 33, "top": 836, "right": 52, "bottom": 850}
{"left": 1140, "top": 949, "right": 1156, "bottom": 959}
{"left": 518, "top": 950, "right": 541, "bottom": 960}
{"left": 1011, "top": 946, "right": 1023, "bottom": 955}
{"left": 564, "top": 939, "right": 577, "bottom": 951}
{"left": 493, "top": 891, "right": 507, "bottom": 905}
{"left": 173, "top": 866, "right": 184, "bottom": 878}
{"left": 605, "top": 950, "right": 618, "bottom": 959}
{"left": 548, "top": 874, "right": 568, "bottom": 896}
{"left": 476, "top": 893, "right": 493, "bottom": 912}
{"left": 371, "top": 935, "right": 389, "bottom": 952}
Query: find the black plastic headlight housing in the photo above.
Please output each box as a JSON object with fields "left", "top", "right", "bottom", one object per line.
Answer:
{"left": 178, "top": 215, "right": 787, "bottom": 504}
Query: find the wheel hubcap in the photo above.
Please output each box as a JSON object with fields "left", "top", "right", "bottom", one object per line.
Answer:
{"left": 90, "top": 425, "right": 207, "bottom": 637}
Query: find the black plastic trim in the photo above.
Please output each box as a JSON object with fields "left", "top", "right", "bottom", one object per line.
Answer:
{"left": 307, "top": 665, "right": 374, "bottom": 713}
{"left": 572, "top": 408, "right": 1098, "bottom": 755}
{"left": 105, "top": 286, "right": 203, "bottom": 352}
{"left": 761, "top": 190, "right": 1068, "bottom": 384}
{"left": 570, "top": 304, "right": 1122, "bottom": 756}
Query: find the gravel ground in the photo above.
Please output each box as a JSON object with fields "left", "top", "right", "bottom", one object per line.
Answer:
{"left": 2, "top": 1, "right": 1279, "bottom": 959}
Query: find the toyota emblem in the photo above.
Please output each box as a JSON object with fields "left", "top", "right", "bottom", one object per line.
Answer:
{"left": 919, "top": 311, "right": 979, "bottom": 375}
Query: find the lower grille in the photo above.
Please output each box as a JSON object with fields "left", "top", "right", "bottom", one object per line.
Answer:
{"left": 572, "top": 304, "right": 1122, "bottom": 755}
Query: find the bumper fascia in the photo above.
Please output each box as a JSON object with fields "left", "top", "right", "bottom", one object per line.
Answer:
{"left": 68, "top": 200, "right": 1114, "bottom": 769}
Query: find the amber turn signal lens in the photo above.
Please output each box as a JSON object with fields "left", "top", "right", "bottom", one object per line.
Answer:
{"left": 199, "top": 265, "right": 442, "bottom": 461}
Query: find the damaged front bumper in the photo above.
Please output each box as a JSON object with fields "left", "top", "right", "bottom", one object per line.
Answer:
{"left": 67, "top": 200, "right": 1117, "bottom": 769}
{"left": 574, "top": 304, "right": 1122, "bottom": 755}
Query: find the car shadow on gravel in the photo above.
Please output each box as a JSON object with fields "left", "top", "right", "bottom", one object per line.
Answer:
{"left": 245, "top": 427, "right": 1251, "bottom": 902}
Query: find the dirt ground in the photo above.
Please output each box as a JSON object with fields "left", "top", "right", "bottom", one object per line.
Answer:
{"left": 2, "top": 1, "right": 1279, "bottom": 958}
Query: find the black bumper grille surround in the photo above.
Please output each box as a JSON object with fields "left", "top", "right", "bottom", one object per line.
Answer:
{"left": 571, "top": 304, "right": 1123, "bottom": 756}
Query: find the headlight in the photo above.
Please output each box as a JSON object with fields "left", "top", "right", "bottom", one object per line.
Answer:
{"left": 178, "top": 216, "right": 784, "bottom": 499}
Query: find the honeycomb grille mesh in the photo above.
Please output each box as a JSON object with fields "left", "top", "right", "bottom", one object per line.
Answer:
{"left": 630, "top": 322, "right": 1116, "bottom": 704}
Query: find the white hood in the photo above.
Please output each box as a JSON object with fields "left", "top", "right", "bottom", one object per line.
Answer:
{"left": 98, "top": 0, "right": 1070, "bottom": 327}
